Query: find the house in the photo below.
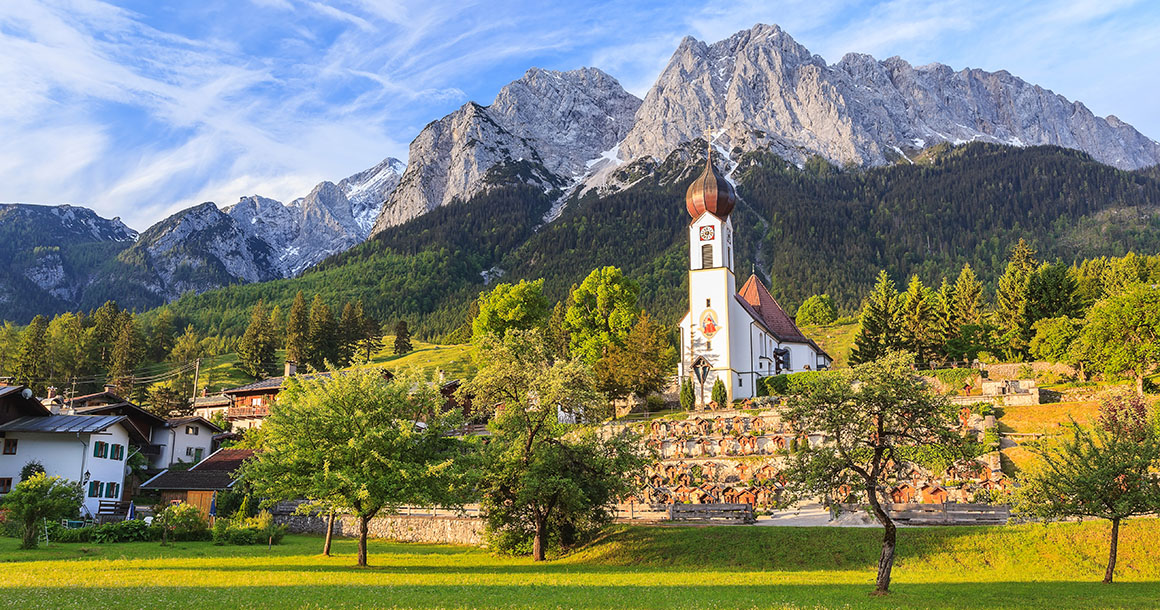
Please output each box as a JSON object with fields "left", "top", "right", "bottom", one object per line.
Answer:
{"left": 68, "top": 390, "right": 221, "bottom": 469}
{"left": 0, "top": 387, "right": 139, "bottom": 517}
{"left": 140, "top": 448, "right": 256, "bottom": 518}
{"left": 191, "top": 393, "right": 230, "bottom": 422}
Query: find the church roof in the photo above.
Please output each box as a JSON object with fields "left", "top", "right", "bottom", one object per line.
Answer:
{"left": 736, "top": 274, "right": 811, "bottom": 344}
{"left": 685, "top": 150, "right": 736, "bottom": 220}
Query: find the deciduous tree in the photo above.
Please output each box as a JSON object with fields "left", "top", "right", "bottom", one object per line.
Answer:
{"left": 782, "top": 351, "right": 963, "bottom": 594}
{"left": 564, "top": 267, "right": 640, "bottom": 364}
{"left": 1016, "top": 390, "right": 1160, "bottom": 583}
{"left": 0, "top": 473, "right": 83, "bottom": 549}
{"left": 1071, "top": 285, "right": 1160, "bottom": 395}
{"left": 243, "top": 368, "right": 466, "bottom": 566}
{"left": 595, "top": 313, "right": 676, "bottom": 402}
{"left": 471, "top": 279, "right": 551, "bottom": 343}
{"left": 466, "top": 329, "right": 643, "bottom": 561}
{"left": 795, "top": 294, "right": 838, "bottom": 326}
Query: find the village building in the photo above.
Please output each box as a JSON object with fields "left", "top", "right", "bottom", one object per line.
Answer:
{"left": 0, "top": 385, "right": 138, "bottom": 516}
{"left": 140, "top": 448, "right": 255, "bottom": 519}
{"left": 678, "top": 150, "right": 830, "bottom": 404}
{"left": 66, "top": 390, "right": 221, "bottom": 470}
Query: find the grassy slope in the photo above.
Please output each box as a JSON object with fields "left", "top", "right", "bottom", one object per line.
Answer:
{"left": 800, "top": 320, "right": 859, "bottom": 369}
{"left": 2, "top": 521, "right": 1158, "bottom": 609}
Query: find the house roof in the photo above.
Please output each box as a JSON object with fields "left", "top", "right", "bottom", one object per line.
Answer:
{"left": 140, "top": 448, "right": 256, "bottom": 491}
{"left": 224, "top": 372, "right": 335, "bottom": 395}
{"left": 736, "top": 274, "right": 832, "bottom": 359}
{"left": 192, "top": 395, "right": 230, "bottom": 407}
{"left": 165, "top": 416, "right": 224, "bottom": 433}
{"left": 74, "top": 402, "right": 165, "bottom": 426}
{"left": 0, "top": 414, "right": 127, "bottom": 434}
{"left": 0, "top": 385, "right": 51, "bottom": 417}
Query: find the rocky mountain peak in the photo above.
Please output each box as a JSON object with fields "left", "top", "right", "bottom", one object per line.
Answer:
{"left": 370, "top": 67, "right": 640, "bottom": 235}
{"left": 617, "top": 23, "right": 1160, "bottom": 171}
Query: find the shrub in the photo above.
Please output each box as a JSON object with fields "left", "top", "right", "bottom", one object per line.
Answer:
{"left": 644, "top": 394, "right": 666, "bottom": 413}
{"left": 0, "top": 473, "right": 83, "bottom": 549}
{"left": 212, "top": 510, "right": 286, "bottom": 546}
{"left": 919, "top": 368, "right": 978, "bottom": 390}
{"left": 92, "top": 519, "right": 158, "bottom": 543}
{"left": 678, "top": 377, "right": 694, "bottom": 410}
{"left": 711, "top": 378, "right": 727, "bottom": 406}
{"left": 1017, "top": 364, "right": 1035, "bottom": 380}
{"left": 155, "top": 503, "right": 210, "bottom": 542}
{"left": 18, "top": 461, "right": 46, "bottom": 481}
{"left": 795, "top": 294, "right": 838, "bottom": 326}
{"left": 51, "top": 526, "right": 93, "bottom": 543}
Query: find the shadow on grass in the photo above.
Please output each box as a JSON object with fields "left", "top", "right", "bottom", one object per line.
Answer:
{"left": 1, "top": 582, "right": 1157, "bottom": 609}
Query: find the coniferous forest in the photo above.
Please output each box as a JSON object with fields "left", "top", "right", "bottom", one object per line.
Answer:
{"left": 3, "top": 143, "right": 1159, "bottom": 345}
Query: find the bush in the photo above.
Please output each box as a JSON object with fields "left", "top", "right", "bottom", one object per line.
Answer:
{"left": 761, "top": 371, "right": 830, "bottom": 396}
{"left": 919, "top": 368, "right": 978, "bottom": 390}
{"left": 1017, "top": 364, "right": 1035, "bottom": 380}
{"left": 155, "top": 503, "right": 210, "bottom": 542}
{"left": 212, "top": 510, "right": 286, "bottom": 546}
{"left": 0, "top": 473, "right": 83, "bottom": 549}
{"left": 92, "top": 519, "right": 159, "bottom": 543}
{"left": 644, "top": 394, "right": 666, "bottom": 413}
{"left": 795, "top": 294, "right": 838, "bottom": 326}
{"left": 711, "top": 378, "right": 727, "bottom": 406}
{"left": 51, "top": 525, "right": 93, "bottom": 543}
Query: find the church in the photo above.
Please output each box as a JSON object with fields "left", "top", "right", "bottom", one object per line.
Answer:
{"left": 677, "top": 150, "right": 831, "bottom": 406}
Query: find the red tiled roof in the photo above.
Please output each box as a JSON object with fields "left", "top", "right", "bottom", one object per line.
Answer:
{"left": 194, "top": 448, "right": 256, "bottom": 471}
{"left": 737, "top": 274, "right": 810, "bottom": 343}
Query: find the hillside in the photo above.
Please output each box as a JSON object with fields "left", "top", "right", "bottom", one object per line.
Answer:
{"left": 155, "top": 143, "right": 1160, "bottom": 340}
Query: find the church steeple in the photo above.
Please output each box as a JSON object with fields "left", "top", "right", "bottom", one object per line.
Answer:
{"left": 685, "top": 141, "right": 737, "bottom": 220}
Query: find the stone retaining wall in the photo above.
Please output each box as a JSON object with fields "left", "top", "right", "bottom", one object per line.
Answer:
{"left": 276, "top": 513, "right": 483, "bottom": 547}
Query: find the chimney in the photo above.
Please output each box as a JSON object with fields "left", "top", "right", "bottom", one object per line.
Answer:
{"left": 284, "top": 361, "right": 297, "bottom": 378}
{"left": 103, "top": 383, "right": 116, "bottom": 394}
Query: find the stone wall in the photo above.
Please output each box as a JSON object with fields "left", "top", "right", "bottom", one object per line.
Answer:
{"left": 276, "top": 512, "right": 484, "bottom": 547}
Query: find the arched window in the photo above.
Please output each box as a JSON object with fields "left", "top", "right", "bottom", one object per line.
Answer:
{"left": 701, "top": 244, "right": 713, "bottom": 269}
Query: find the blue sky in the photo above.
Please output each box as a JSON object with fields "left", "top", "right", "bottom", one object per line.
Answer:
{"left": 2, "top": 0, "right": 1157, "bottom": 230}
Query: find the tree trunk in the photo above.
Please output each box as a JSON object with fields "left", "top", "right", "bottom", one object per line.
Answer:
{"left": 1136, "top": 375, "right": 1145, "bottom": 397}
{"left": 323, "top": 511, "right": 335, "bottom": 557}
{"left": 866, "top": 487, "right": 896, "bottom": 594}
{"left": 357, "top": 515, "right": 369, "bottom": 567}
{"left": 532, "top": 516, "right": 547, "bottom": 562}
{"left": 22, "top": 524, "right": 38, "bottom": 550}
{"left": 1104, "top": 518, "right": 1120, "bottom": 584}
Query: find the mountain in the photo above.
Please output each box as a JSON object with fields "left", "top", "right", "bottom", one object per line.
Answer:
{"left": 617, "top": 24, "right": 1160, "bottom": 171}
{"left": 370, "top": 67, "right": 641, "bottom": 233}
{"left": 0, "top": 157, "right": 404, "bottom": 323}
{"left": 0, "top": 204, "right": 137, "bottom": 322}
{"left": 158, "top": 143, "right": 1160, "bottom": 340}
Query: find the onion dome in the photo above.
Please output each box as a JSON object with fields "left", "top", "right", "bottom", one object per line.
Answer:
{"left": 685, "top": 150, "right": 737, "bottom": 219}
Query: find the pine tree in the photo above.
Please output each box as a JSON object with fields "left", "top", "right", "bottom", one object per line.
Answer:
{"left": 995, "top": 239, "right": 1038, "bottom": 359}
{"left": 850, "top": 270, "right": 901, "bottom": 365}
{"left": 546, "top": 301, "right": 570, "bottom": 359}
{"left": 1026, "top": 261, "right": 1080, "bottom": 324}
{"left": 393, "top": 320, "right": 412, "bottom": 356}
{"left": 679, "top": 377, "right": 694, "bottom": 410}
{"left": 237, "top": 301, "right": 276, "bottom": 379}
{"left": 306, "top": 295, "right": 338, "bottom": 370}
{"left": 338, "top": 301, "right": 362, "bottom": 367}
{"left": 88, "top": 300, "right": 122, "bottom": 369}
{"left": 109, "top": 314, "right": 142, "bottom": 397}
{"left": 711, "top": 377, "right": 727, "bottom": 407}
{"left": 898, "top": 276, "right": 936, "bottom": 365}
{"left": 13, "top": 315, "right": 49, "bottom": 392}
{"left": 931, "top": 278, "right": 956, "bottom": 361}
{"left": 951, "top": 263, "right": 983, "bottom": 325}
{"left": 285, "top": 291, "right": 309, "bottom": 367}
{"left": 356, "top": 305, "right": 384, "bottom": 364}
{"left": 149, "top": 308, "right": 175, "bottom": 363}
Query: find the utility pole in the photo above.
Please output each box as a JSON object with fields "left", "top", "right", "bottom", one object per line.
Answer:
{"left": 191, "top": 357, "right": 201, "bottom": 400}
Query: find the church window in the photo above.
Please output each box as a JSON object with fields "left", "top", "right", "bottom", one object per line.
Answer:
{"left": 701, "top": 244, "right": 713, "bottom": 268}
{"left": 705, "top": 298, "right": 711, "bottom": 307}
{"left": 706, "top": 341, "right": 711, "bottom": 351}
{"left": 739, "top": 378, "right": 743, "bottom": 386}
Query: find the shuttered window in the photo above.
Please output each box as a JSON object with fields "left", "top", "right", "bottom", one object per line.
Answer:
{"left": 701, "top": 244, "right": 713, "bottom": 268}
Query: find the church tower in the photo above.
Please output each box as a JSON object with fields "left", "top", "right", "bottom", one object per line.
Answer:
{"left": 684, "top": 148, "right": 739, "bottom": 406}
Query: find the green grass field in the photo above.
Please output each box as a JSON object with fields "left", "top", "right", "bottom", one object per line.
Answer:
{"left": 3, "top": 520, "right": 1158, "bottom": 609}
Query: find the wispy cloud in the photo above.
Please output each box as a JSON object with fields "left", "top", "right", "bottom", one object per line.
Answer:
{"left": 1, "top": 0, "right": 1156, "bottom": 231}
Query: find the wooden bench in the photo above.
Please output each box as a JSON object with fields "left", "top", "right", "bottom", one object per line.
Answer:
{"left": 667, "top": 503, "right": 756, "bottom": 525}
{"left": 888, "top": 502, "right": 1010, "bottom": 526}
{"left": 95, "top": 500, "right": 132, "bottom": 524}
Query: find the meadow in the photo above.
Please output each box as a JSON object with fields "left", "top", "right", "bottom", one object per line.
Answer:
{"left": 2, "top": 520, "right": 1158, "bottom": 609}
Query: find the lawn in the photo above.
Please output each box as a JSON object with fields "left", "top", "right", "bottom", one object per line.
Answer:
{"left": 2, "top": 520, "right": 1158, "bottom": 609}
